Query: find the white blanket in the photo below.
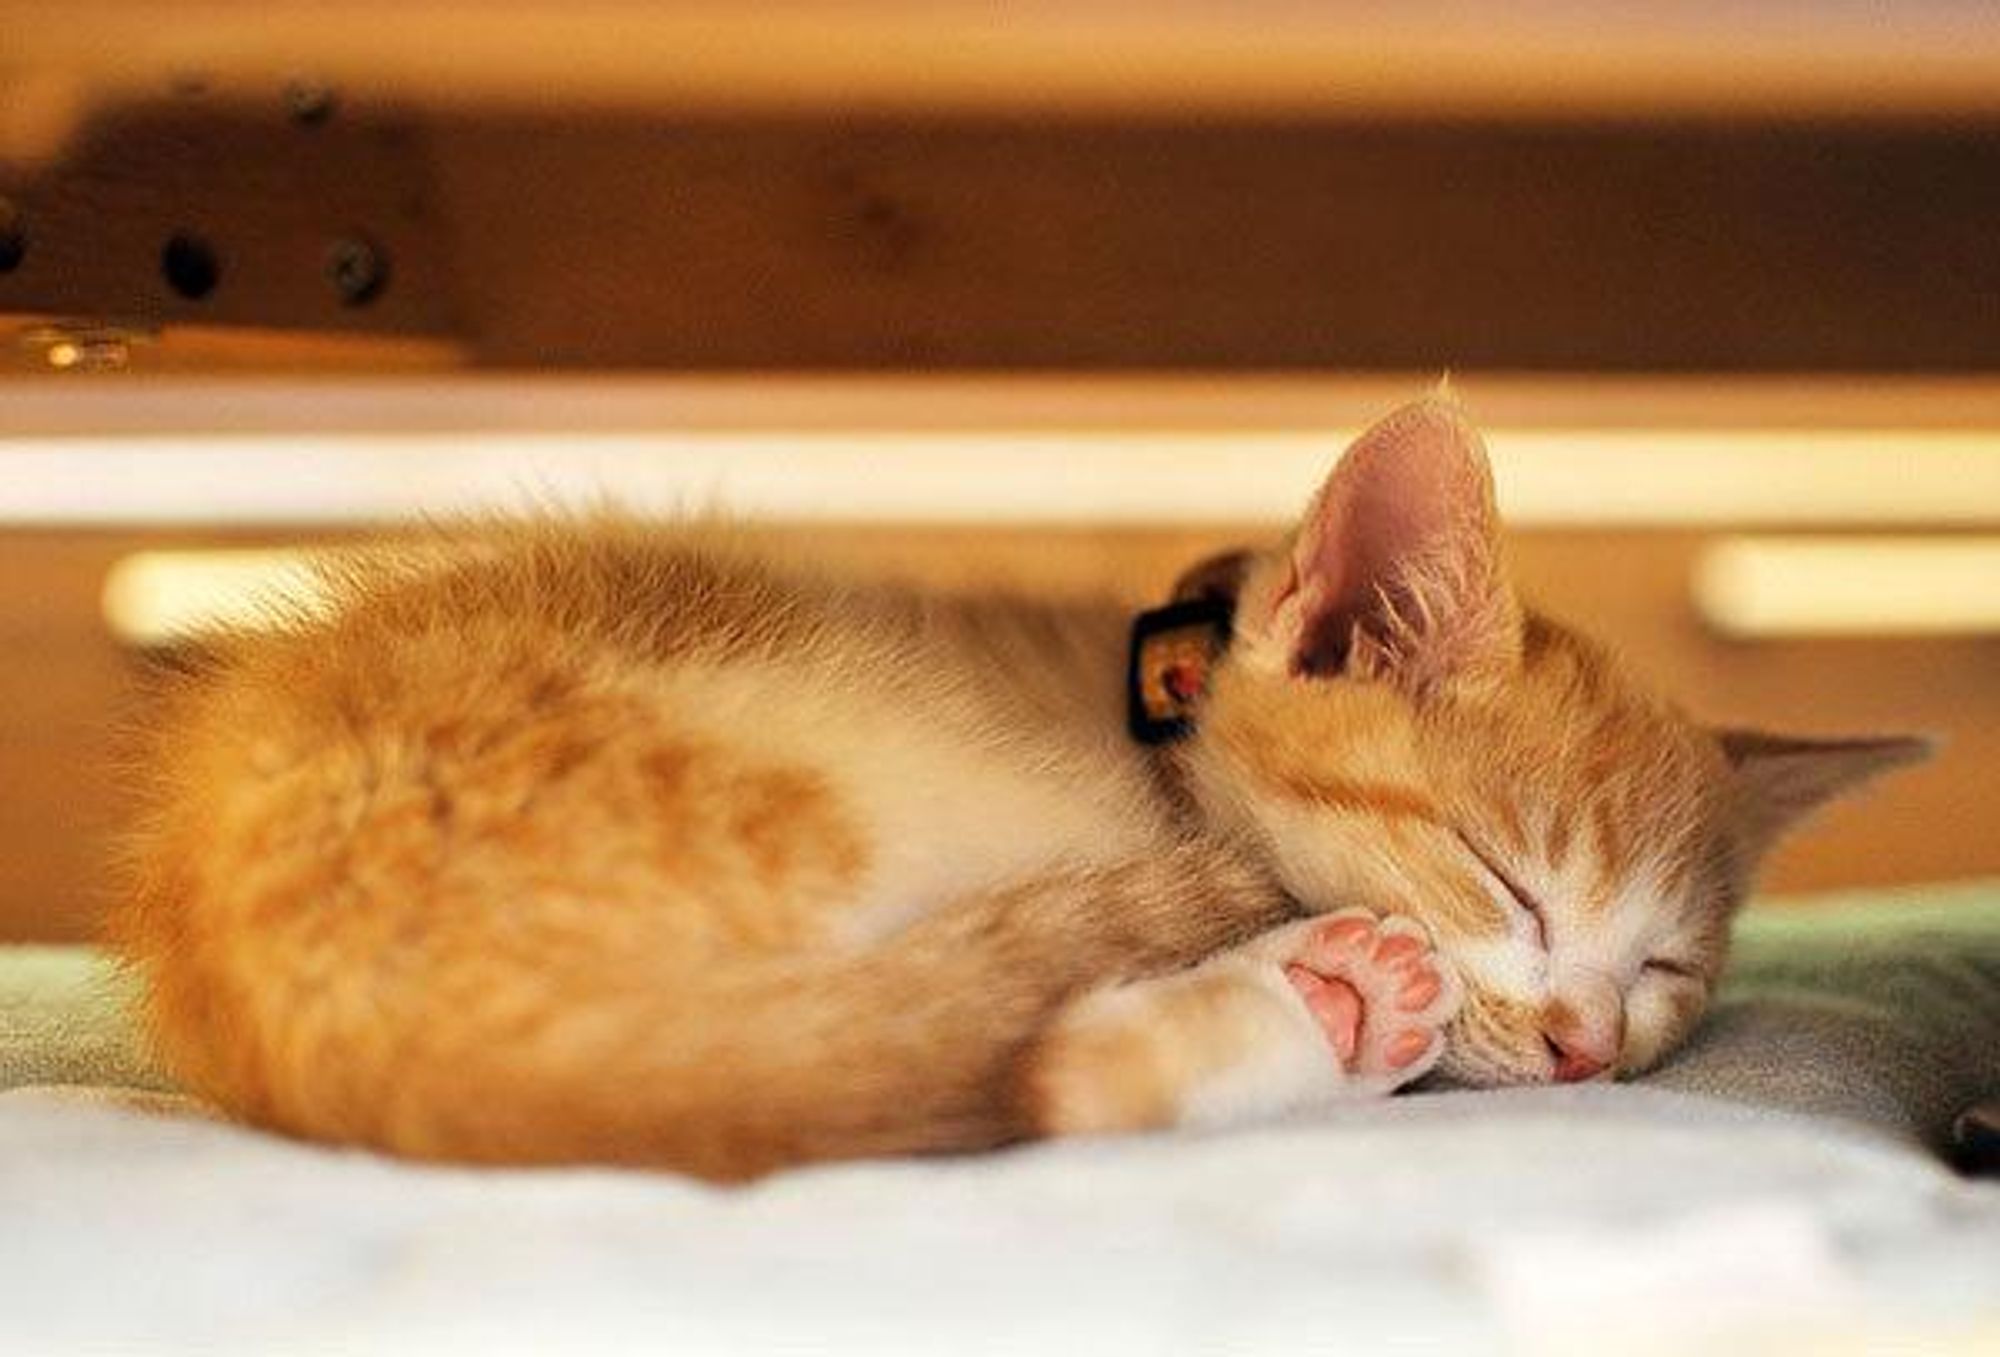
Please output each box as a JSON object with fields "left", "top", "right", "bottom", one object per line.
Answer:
{"left": 4, "top": 1083, "right": 1997, "bottom": 1356}
{"left": 7, "top": 886, "right": 1998, "bottom": 1355}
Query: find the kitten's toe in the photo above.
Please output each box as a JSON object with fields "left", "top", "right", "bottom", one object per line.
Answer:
{"left": 1282, "top": 964, "right": 1363, "bottom": 1063}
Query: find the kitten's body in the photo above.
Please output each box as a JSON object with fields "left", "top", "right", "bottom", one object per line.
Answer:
{"left": 111, "top": 399, "right": 1922, "bottom": 1179}
{"left": 121, "top": 532, "right": 1302, "bottom": 1177}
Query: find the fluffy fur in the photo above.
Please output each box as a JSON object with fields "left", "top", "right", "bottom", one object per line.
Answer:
{"left": 108, "top": 397, "right": 1926, "bottom": 1179}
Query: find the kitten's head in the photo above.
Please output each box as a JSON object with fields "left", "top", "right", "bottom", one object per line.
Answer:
{"left": 1178, "top": 395, "right": 1928, "bottom": 1085}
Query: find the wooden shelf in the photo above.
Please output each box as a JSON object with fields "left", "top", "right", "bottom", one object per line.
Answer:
{"left": 6, "top": 2, "right": 2000, "bottom": 122}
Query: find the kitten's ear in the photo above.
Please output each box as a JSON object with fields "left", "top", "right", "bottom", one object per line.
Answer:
{"left": 1717, "top": 728, "right": 1934, "bottom": 857}
{"left": 1170, "top": 549, "right": 1255, "bottom": 606}
{"left": 1243, "top": 395, "right": 1521, "bottom": 694}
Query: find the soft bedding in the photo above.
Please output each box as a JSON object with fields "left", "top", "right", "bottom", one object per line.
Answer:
{"left": 3, "top": 884, "right": 1998, "bottom": 1354}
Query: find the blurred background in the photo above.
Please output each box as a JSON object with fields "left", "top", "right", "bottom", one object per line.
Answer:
{"left": 2, "top": 1, "right": 1997, "bottom": 940}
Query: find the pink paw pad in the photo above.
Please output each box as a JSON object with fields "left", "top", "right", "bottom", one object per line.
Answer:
{"left": 1280, "top": 909, "right": 1459, "bottom": 1086}
{"left": 1283, "top": 964, "right": 1363, "bottom": 1063}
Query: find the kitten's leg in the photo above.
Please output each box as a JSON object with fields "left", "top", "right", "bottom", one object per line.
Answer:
{"left": 157, "top": 838, "right": 1294, "bottom": 1181}
{"left": 1026, "top": 909, "right": 1461, "bottom": 1136}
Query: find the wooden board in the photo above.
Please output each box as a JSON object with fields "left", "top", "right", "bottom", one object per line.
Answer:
{"left": 7, "top": 3, "right": 2000, "bottom": 120}
{"left": 8, "top": 102, "right": 2000, "bottom": 371}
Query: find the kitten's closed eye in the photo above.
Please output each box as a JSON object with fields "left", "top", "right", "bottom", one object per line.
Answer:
{"left": 1640, "top": 957, "right": 1701, "bottom": 981}
{"left": 1454, "top": 829, "right": 1548, "bottom": 948}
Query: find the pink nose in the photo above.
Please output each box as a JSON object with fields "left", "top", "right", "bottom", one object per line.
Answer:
{"left": 1543, "top": 1009, "right": 1619, "bottom": 1083}
{"left": 1549, "top": 1044, "right": 1610, "bottom": 1082}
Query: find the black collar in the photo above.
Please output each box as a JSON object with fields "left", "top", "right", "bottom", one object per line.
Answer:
{"left": 1125, "top": 598, "right": 1234, "bottom": 745}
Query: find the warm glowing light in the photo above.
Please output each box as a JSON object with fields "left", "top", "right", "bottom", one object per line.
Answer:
{"left": 114, "top": 533, "right": 2000, "bottom": 647}
{"left": 101, "top": 550, "right": 332, "bottom": 647}
{"left": 1696, "top": 537, "right": 2000, "bottom": 638}
{"left": 7, "top": 428, "right": 2000, "bottom": 529}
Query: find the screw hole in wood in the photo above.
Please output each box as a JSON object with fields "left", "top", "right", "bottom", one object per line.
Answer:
{"left": 161, "top": 233, "right": 220, "bottom": 300}
{"left": 0, "top": 198, "right": 24, "bottom": 274}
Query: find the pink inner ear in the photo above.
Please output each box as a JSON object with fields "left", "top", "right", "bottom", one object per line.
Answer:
{"left": 1278, "top": 397, "right": 1505, "bottom": 678}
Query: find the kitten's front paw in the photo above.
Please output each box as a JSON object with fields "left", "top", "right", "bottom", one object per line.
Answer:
{"left": 1262, "top": 908, "right": 1462, "bottom": 1094}
{"left": 1023, "top": 909, "right": 1462, "bottom": 1139}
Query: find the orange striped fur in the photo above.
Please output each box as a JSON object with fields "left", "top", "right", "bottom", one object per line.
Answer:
{"left": 108, "top": 397, "right": 1926, "bottom": 1178}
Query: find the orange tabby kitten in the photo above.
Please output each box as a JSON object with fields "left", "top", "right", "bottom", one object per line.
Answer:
{"left": 110, "top": 396, "right": 1925, "bottom": 1180}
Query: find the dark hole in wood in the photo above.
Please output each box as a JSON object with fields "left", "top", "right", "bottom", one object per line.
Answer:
{"left": 0, "top": 198, "right": 23, "bottom": 274}
{"left": 326, "top": 236, "right": 389, "bottom": 306}
{"left": 284, "top": 80, "right": 337, "bottom": 127}
{"left": 161, "top": 233, "right": 220, "bottom": 299}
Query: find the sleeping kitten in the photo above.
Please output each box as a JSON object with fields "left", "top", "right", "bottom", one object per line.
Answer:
{"left": 110, "top": 396, "right": 1925, "bottom": 1179}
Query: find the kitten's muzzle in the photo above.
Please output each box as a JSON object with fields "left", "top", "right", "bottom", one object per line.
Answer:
{"left": 1541, "top": 1000, "right": 1623, "bottom": 1082}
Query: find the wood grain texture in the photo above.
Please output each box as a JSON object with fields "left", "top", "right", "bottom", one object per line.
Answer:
{"left": 8, "top": 105, "right": 2000, "bottom": 371}
{"left": 434, "top": 116, "right": 2000, "bottom": 371}
{"left": 2, "top": 526, "right": 1991, "bottom": 942}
